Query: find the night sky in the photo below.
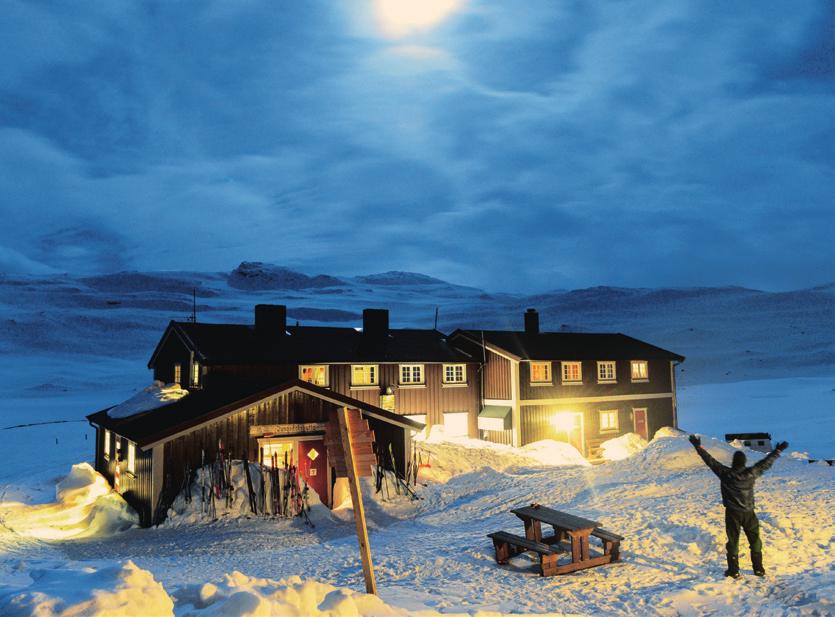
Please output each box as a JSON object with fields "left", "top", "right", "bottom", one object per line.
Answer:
{"left": 1, "top": 1, "right": 833, "bottom": 292}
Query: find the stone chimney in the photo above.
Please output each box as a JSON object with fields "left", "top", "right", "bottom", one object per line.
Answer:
{"left": 254, "top": 304, "right": 287, "bottom": 337}
{"left": 363, "top": 308, "right": 389, "bottom": 340}
{"left": 524, "top": 308, "right": 539, "bottom": 335}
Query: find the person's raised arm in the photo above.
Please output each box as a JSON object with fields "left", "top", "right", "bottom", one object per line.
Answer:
{"left": 752, "top": 441, "right": 787, "bottom": 478}
{"left": 689, "top": 435, "right": 726, "bottom": 477}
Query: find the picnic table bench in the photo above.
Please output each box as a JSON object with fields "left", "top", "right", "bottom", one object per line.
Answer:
{"left": 488, "top": 505, "right": 624, "bottom": 576}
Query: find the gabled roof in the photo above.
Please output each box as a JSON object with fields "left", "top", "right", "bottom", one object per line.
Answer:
{"left": 87, "top": 379, "right": 424, "bottom": 449}
{"left": 148, "top": 321, "right": 470, "bottom": 368}
{"left": 451, "top": 329, "right": 685, "bottom": 362}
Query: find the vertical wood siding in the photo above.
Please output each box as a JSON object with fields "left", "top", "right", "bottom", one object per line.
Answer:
{"left": 484, "top": 351, "right": 512, "bottom": 400}
{"left": 95, "top": 428, "right": 155, "bottom": 526}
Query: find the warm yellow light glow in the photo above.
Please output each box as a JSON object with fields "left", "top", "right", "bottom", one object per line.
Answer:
{"left": 551, "top": 412, "right": 577, "bottom": 432}
{"left": 375, "top": 0, "right": 462, "bottom": 37}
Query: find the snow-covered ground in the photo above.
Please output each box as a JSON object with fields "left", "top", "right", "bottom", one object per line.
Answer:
{"left": 0, "top": 268, "right": 832, "bottom": 615}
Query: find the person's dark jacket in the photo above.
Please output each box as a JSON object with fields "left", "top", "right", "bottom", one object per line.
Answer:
{"left": 695, "top": 447, "right": 780, "bottom": 512}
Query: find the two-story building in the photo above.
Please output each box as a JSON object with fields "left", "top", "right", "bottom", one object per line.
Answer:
{"left": 450, "top": 309, "right": 685, "bottom": 456}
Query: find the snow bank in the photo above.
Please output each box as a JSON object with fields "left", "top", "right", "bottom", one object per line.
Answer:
{"left": 636, "top": 431, "right": 739, "bottom": 471}
{"left": 414, "top": 428, "right": 588, "bottom": 483}
{"left": 107, "top": 381, "right": 188, "bottom": 419}
{"left": 0, "top": 561, "right": 173, "bottom": 617}
{"left": 600, "top": 432, "right": 648, "bottom": 461}
{"left": 0, "top": 462, "right": 137, "bottom": 539}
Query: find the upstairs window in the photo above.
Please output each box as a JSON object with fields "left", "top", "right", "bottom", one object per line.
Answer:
{"left": 597, "top": 361, "right": 616, "bottom": 383}
{"left": 443, "top": 364, "right": 467, "bottom": 384}
{"left": 599, "top": 409, "right": 619, "bottom": 432}
{"left": 191, "top": 362, "right": 201, "bottom": 387}
{"left": 300, "top": 365, "right": 329, "bottom": 387}
{"left": 399, "top": 364, "right": 424, "bottom": 385}
{"left": 561, "top": 361, "right": 582, "bottom": 384}
{"left": 631, "top": 360, "right": 649, "bottom": 382}
{"left": 103, "top": 429, "right": 111, "bottom": 460}
{"left": 351, "top": 365, "right": 378, "bottom": 387}
{"left": 173, "top": 363, "right": 182, "bottom": 385}
{"left": 127, "top": 442, "right": 136, "bottom": 474}
{"left": 530, "top": 362, "right": 551, "bottom": 384}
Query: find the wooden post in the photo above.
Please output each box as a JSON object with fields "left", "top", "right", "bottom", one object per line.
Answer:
{"left": 337, "top": 406, "right": 377, "bottom": 595}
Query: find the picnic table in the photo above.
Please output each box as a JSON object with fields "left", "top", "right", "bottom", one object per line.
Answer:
{"left": 488, "top": 505, "right": 623, "bottom": 576}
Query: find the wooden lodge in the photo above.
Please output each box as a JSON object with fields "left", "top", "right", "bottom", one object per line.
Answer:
{"left": 87, "top": 304, "right": 684, "bottom": 525}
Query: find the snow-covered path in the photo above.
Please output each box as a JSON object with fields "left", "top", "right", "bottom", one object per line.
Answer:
{"left": 3, "top": 432, "right": 830, "bottom": 616}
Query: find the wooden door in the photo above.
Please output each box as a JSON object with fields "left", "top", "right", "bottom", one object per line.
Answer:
{"left": 633, "top": 408, "right": 648, "bottom": 440}
{"left": 298, "top": 439, "right": 328, "bottom": 503}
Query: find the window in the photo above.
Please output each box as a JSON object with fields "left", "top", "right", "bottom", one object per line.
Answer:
{"left": 173, "top": 363, "right": 182, "bottom": 385}
{"left": 597, "top": 361, "right": 616, "bottom": 383}
{"left": 351, "top": 365, "right": 378, "bottom": 387}
{"left": 443, "top": 364, "right": 467, "bottom": 384}
{"left": 530, "top": 362, "right": 551, "bottom": 383}
{"left": 599, "top": 410, "right": 619, "bottom": 432}
{"left": 561, "top": 361, "right": 582, "bottom": 383}
{"left": 103, "top": 429, "right": 111, "bottom": 459}
{"left": 191, "top": 361, "right": 201, "bottom": 387}
{"left": 399, "top": 364, "right": 424, "bottom": 385}
{"left": 127, "top": 442, "right": 136, "bottom": 474}
{"left": 631, "top": 360, "right": 649, "bottom": 381}
{"left": 299, "top": 365, "right": 329, "bottom": 387}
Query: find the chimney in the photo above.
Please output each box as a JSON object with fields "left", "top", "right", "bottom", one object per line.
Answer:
{"left": 524, "top": 308, "right": 539, "bottom": 335}
{"left": 363, "top": 308, "right": 389, "bottom": 340}
{"left": 254, "top": 304, "right": 287, "bottom": 337}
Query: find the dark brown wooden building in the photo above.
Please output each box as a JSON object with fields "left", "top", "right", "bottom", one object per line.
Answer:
{"left": 450, "top": 309, "right": 685, "bottom": 456}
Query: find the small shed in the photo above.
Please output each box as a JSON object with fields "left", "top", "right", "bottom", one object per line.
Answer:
{"left": 725, "top": 432, "right": 773, "bottom": 453}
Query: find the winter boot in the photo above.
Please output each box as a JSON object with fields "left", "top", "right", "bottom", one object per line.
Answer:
{"left": 751, "top": 552, "right": 765, "bottom": 577}
{"left": 724, "top": 554, "right": 740, "bottom": 579}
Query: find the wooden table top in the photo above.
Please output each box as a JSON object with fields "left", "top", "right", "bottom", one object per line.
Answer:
{"left": 511, "top": 505, "right": 600, "bottom": 531}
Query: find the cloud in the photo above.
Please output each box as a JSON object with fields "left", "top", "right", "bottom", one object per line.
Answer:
{"left": 0, "top": 0, "right": 832, "bottom": 291}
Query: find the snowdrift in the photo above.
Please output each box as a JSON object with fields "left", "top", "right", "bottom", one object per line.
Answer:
{"left": 107, "top": 381, "right": 188, "bottom": 418}
{"left": 0, "top": 462, "right": 137, "bottom": 539}
{"left": 0, "top": 561, "right": 173, "bottom": 617}
{"left": 600, "top": 432, "right": 648, "bottom": 461}
{"left": 414, "top": 428, "right": 589, "bottom": 483}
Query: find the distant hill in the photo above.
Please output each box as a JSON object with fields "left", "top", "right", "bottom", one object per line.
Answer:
{"left": 227, "top": 262, "right": 345, "bottom": 290}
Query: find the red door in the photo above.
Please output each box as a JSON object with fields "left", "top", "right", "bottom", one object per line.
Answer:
{"left": 633, "top": 408, "right": 648, "bottom": 440}
{"left": 297, "top": 439, "right": 328, "bottom": 504}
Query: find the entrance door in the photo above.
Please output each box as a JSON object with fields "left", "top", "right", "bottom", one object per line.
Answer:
{"left": 551, "top": 412, "right": 585, "bottom": 455}
{"left": 633, "top": 408, "right": 648, "bottom": 440}
{"left": 297, "top": 439, "right": 328, "bottom": 504}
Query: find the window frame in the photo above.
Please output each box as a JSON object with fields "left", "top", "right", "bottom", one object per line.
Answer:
{"left": 596, "top": 360, "right": 617, "bottom": 384}
{"left": 630, "top": 360, "right": 649, "bottom": 382}
{"left": 599, "top": 409, "right": 619, "bottom": 433}
{"left": 442, "top": 363, "right": 467, "bottom": 385}
{"left": 299, "top": 365, "right": 329, "bottom": 387}
{"left": 350, "top": 364, "right": 379, "bottom": 388}
{"left": 529, "top": 361, "right": 552, "bottom": 385}
{"left": 173, "top": 363, "right": 182, "bottom": 386}
{"left": 560, "top": 361, "right": 583, "bottom": 385}
{"left": 126, "top": 441, "right": 136, "bottom": 475}
{"left": 103, "top": 429, "right": 111, "bottom": 460}
{"left": 399, "top": 364, "right": 425, "bottom": 386}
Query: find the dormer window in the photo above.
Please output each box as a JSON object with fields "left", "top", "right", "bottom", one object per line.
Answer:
{"left": 300, "top": 365, "right": 329, "bottom": 387}
{"left": 191, "top": 361, "right": 201, "bottom": 387}
{"left": 631, "top": 360, "right": 649, "bottom": 382}
{"left": 173, "top": 363, "right": 182, "bottom": 386}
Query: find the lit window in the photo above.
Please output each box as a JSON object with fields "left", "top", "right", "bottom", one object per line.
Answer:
{"left": 191, "top": 362, "right": 201, "bottom": 387}
{"left": 173, "top": 363, "right": 181, "bottom": 385}
{"left": 399, "top": 364, "right": 424, "bottom": 385}
{"left": 351, "top": 365, "right": 378, "bottom": 386}
{"left": 561, "top": 361, "right": 582, "bottom": 383}
{"left": 127, "top": 442, "right": 136, "bottom": 474}
{"left": 530, "top": 362, "right": 551, "bottom": 383}
{"left": 597, "top": 361, "right": 616, "bottom": 383}
{"left": 443, "top": 364, "right": 467, "bottom": 384}
{"left": 599, "top": 410, "right": 619, "bottom": 432}
{"left": 261, "top": 441, "right": 294, "bottom": 467}
{"left": 631, "top": 360, "right": 649, "bottom": 381}
{"left": 299, "top": 365, "right": 329, "bottom": 387}
{"left": 103, "top": 429, "right": 111, "bottom": 459}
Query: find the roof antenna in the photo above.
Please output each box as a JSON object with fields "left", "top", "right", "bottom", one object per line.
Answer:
{"left": 434, "top": 306, "right": 439, "bottom": 330}
{"left": 191, "top": 288, "right": 197, "bottom": 323}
